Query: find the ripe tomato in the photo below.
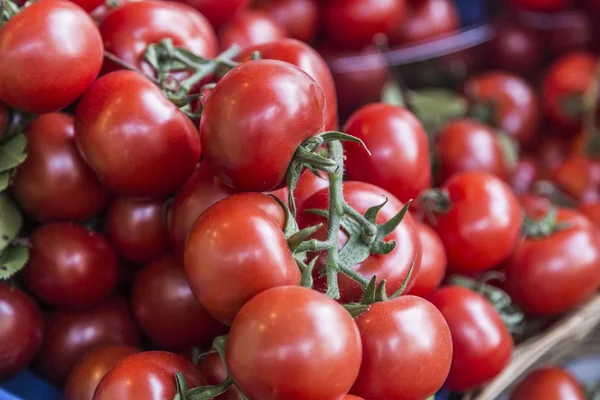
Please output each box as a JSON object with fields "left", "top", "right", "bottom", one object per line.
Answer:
{"left": 407, "top": 222, "right": 447, "bottom": 297}
{"left": 0, "top": 0, "right": 103, "bottom": 113}
{"left": 256, "top": 0, "right": 319, "bottom": 43}
{"left": 487, "top": 22, "right": 542, "bottom": 77}
{"left": 35, "top": 297, "right": 139, "bottom": 384}
{"left": 431, "top": 171, "right": 522, "bottom": 274}
{"left": 227, "top": 286, "right": 362, "bottom": 400}
{"left": 106, "top": 197, "right": 169, "bottom": 263}
{"left": 200, "top": 59, "right": 325, "bottom": 192}
{"left": 94, "top": 351, "right": 206, "bottom": 399}
{"left": 428, "top": 286, "right": 514, "bottom": 391}
{"left": 63, "top": 345, "right": 139, "bottom": 400}
{"left": 131, "top": 254, "right": 227, "bottom": 350}
{"left": 219, "top": 11, "right": 286, "bottom": 51}
{"left": 351, "top": 296, "right": 452, "bottom": 400}
{"left": 169, "top": 0, "right": 250, "bottom": 29}
{"left": 511, "top": 156, "right": 539, "bottom": 194}
{"left": 12, "top": 113, "right": 110, "bottom": 222}
{"left": 344, "top": 396, "right": 364, "bottom": 400}
{"left": 579, "top": 201, "right": 600, "bottom": 227}
{"left": 547, "top": 10, "right": 593, "bottom": 56}
{"left": 507, "top": 0, "right": 572, "bottom": 11}
{"left": 100, "top": 1, "right": 217, "bottom": 78}
{"left": 510, "top": 367, "right": 586, "bottom": 400}
{"left": 551, "top": 156, "right": 600, "bottom": 204}
{"left": 71, "top": 0, "right": 104, "bottom": 11}
{"left": 75, "top": 70, "right": 201, "bottom": 198}
{"left": 538, "top": 136, "right": 570, "bottom": 175}
{"left": 298, "top": 181, "right": 422, "bottom": 303}
{"left": 23, "top": 223, "right": 118, "bottom": 311}
{"left": 344, "top": 103, "right": 431, "bottom": 203}
{"left": 390, "top": 0, "right": 459, "bottom": 45}
{"left": 0, "top": 284, "right": 43, "bottom": 379}
{"left": 268, "top": 169, "right": 329, "bottom": 210}
{"left": 200, "top": 352, "right": 241, "bottom": 400}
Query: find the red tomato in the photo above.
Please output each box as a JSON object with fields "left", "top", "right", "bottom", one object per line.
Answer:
{"left": 351, "top": 296, "right": 452, "bottom": 400}
{"left": 344, "top": 103, "right": 431, "bottom": 203}
{"left": 75, "top": 70, "right": 201, "bottom": 198}
{"left": 0, "top": 102, "right": 7, "bottom": 138}
{"left": 168, "top": 0, "right": 250, "bottom": 29}
{"left": 256, "top": 0, "right": 319, "bottom": 43}
{"left": 268, "top": 169, "right": 329, "bottom": 210}
{"left": 0, "top": 284, "right": 43, "bottom": 379}
{"left": 511, "top": 156, "right": 540, "bottom": 194}
{"left": 407, "top": 222, "right": 447, "bottom": 297}
{"left": 551, "top": 156, "right": 600, "bottom": 204}
{"left": 100, "top": 1, "right": 217, "bottom": 78}
{"left": 94, "top": 351, "right": 206, "bottom": 399}
{"left": 23, "top": 223, "right": 118, "bottom": 311}
{"left": 0, "top": 0, "right": 103, "bottom": 113}
{"left": 487, "top": 21, "right": 542, "bottom": 77}
{"left": 389, "top": 0, "right": 459, "bottom": 45}
{"left": 35, "top": 297, "right": 140, "bottom": 384}
{"left": 428, "top": 286, "right": 514, "bottom": 391}
{"left": 12, "top": 113, "right": 110, "bottom": 222}
{"left": 547, "top": 10, "right": 593, "bottom": 56}
{"left": 507, "top": 0, "right": 572, "bottom": 11}
{"left": 200, "top": 59, "right": 325, "bottom": 192}
{"left": 344, "top": 396, "right": 364, "bottom": 400}
{"left": 63, "top": 345, "right": 139, "bottom": 400}
{"left": 431, "top": 171, "right": 522, "bottom": 274}
{"left": 218, "top": 11, "right": 285, "bottom": 51}
{"left": 227, "top": 286, "right": 362, "bottom": 400}
{"left": 200, "top": 353, "right": 241, "bottom": 400}
{"left": 70, "top": 0, "right": 104, "bottom": 11}
{"left": 510, "top": 367, "right": 586, "bottom": 400}
{"left": 538, "top": 136, "right": 570, "bottom": 175}
{"left": 579, "top": 201, "right": 600, "bottom": 227}
{"left": 297, "top": 181, "right": 422, "bottom": 303}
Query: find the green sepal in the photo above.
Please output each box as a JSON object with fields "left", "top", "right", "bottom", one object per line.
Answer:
{"left": 343, "top": 302, "right": 370, "bottom": 318}
{"left": 0, "top": 244, "right": 29, "bottom": 280}
{"left": 360, "top": 276, "right": 378, "bottom": 305}
{"left": 268, "top": 195, "right": 299, "bottom": 238}
{"left": 0, "top": 194, "right": 23, "bottom": 253}
{"left": 287, "top": 224, "right": 322, "bottom": 253}
{"left": 0, "top": 133, "right": 27, "bottom": 173}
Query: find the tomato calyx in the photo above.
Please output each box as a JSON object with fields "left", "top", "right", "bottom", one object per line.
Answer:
{"left": 0, "top": 0, "right": 20, "bottom": 26}
{"left": 522, "top": 206, "right": 570, "bottom": 238}
{"left": 415, "top": 188, "right": 452, "bottom": 223}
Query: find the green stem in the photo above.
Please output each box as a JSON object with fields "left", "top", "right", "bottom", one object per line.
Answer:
{"left": 294, "top": 239, "right": 331, "bottom": 253}
{"left": 343, "top": 203, "right": 376, "bottom": 244}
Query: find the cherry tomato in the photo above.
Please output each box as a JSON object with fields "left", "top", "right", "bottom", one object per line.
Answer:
{"left": 35, "top": 297, "right": 140, "bottom": 384}
{"left": 579, "top": 201, "right": 600, "bottom": 227}
{"left": 298, "top": 181, "right": 422, "bottom": 303}
{"left": 94, "top": 351, "right": 206, "bottom": 399}
{"left": 538, "top": 136, "right": 570, "bottom": 175}
{"left": 510, "top": 367, "right": 586, "bottom": 400}
{"left": 407, "top": 222, "right": 447, "bottom": 297}
{"left": 169, "top": 0, "right": 250, "bottom": 29}
{"left": 227, "top": 286, "right": 362, "bottom": 400}
{"left": 256, "top": 0, "right": 319, "bottom": 43}
{"left": 0, "top": 0, "right": 103, "bottom": 113}
{"left": 428, "top": 286, "right": 514, "bottom": 391}
{"left": 219, "top": 11, "right": 286, "bottom": 51}
{"left": 200, "top": 59, "right": 325, "bottom": 192}
{"left": 389, "top": 0, "right": 459, "bottom": 45}
{"left": 551, "top": 156, "right": 600, "bottom": 204}
{"left": 23, "top": 223, "right": 118, "bottom": 311}
{"left": 200, "top": 352, "right": 241, "bottom": 400}
{"left": 344, "top": 103, "right": 431, "bottom": 203}
{"left": 431, "top": 171, "right": 522, "bottom": 274}
{"left": 547, "top": 10, "right": 593, "bottom": 56}
{"left": 511, "top": 156, "right": 540, "bottom": 194}
{"left": 487, "top": 21, "right": 542, "bottom": 77}
{"left": 351, "top": 295, "right": 452, "bottom": 400}
{"left": 0, "top": 284, "right": 43, "bottom": 379}
{"left": 12, "top": 113, "right": 110, "bottom": 222}
{"left": 63, "top": 345, "right": 139, "bottom": 400}
{"left": 75, "top": 70, "right": 201, "bottom": 198}
{"left": 507, "top": 0, "right": 572, "bottom": 12}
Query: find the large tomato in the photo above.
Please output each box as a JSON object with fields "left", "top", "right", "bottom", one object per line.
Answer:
{"left": 227, "top": 286, "right": 362, "bottom": 400}
{"left": 219, "top": 11, "right": 286, "bottom": 51}
{"left": 12, "top": 113, "right": 110, "bottom": 222}
{"left": 390, "top": 0, "right": 459, "bottom": 45}
{"left": 200, "top": 59, "right": 325, "bottom": 192}
{"left": 428, "top": 286, "right": 514, "bottom": 391}
{"left": 351, "top": 295, "right": 452, "bottom": 400}
{"left": 256, "top": 0, "right": 319, "bottom": 43}
{"left": 0, "top": 0, "right": 103, "bottom": 113}
{"left": 579, "top": 201, "right": 600, "bottom": 227}
{"left": 510, "top": 367, "right": 586, "bottom": 400}
{"left": 551, "top": 156, "right": 600, "bottom": 204}
{"left": 75, "top": 70, "right": 201, "bottom": 198}
{"left": 168, "top": 0, "right": 250, "bottom": 29}
{"left": 407, "top": 222, "right": 447, "bottom": 298}
{"left": 343, "top": 103, "right": 431, "bottom": 203}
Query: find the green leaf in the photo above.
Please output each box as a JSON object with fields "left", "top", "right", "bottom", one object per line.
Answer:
{"left": 496, "top": 131, "right": 519, "bottom": 173}
{"left": 317, "top": 131, "right": 370, "bottom": 155}
{"left": 377, "top": 200, "right": 411, "bottom": 238}
{"left": 0, "top": 194, "right": 23, "bottom": 253}
{"left": 338, "top": 231, "right": 371, "bottom": 269}
{"left": 389, "top": 257, "right": 417, "bottom": 299}
{"left": 360, "top": 276, "right": 378, "bottom": 305}
{"left": 0, "top": 245, "right": 29, "bottom": 280}
{"left": 364, "top": 197, "right": 388, "bottom": 224}
{"left": 381, "top": 81, "right": 405, "bottom": 106}
{"left": 0, "top": 171, "right": 10, "bottom": 192}
{"left": 0, "top": 133, "right": 26, "bottom": 173}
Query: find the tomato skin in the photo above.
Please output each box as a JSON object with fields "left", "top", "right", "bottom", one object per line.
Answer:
{"left": 70, "top": 0, "right": 104, "bottom": 11}
{"left": 0, "top": 0, "right": 103, "bottom": 113}
{"left": 200, "top": 353, "right": 241, "bottom": 400}
{"left": 0, "top": 284, "right": 43, "bottom": 379}
{"left": 407, "top": 222, "right": 447, "bottom": 297}
{"left": 35, "top": 297, "right": 140, "bottom": 384}
{"left": 12, "top": 113, "right": 110, "bottom": 222}
{"left": 487, "top": 22, "right": 542, "bottom": 77}
{"left": 100, "top": 1, "right": 217, "bottom": 78}
{"left": 507, "top": 0, "right": 572, "bottom": 11}
{"left": 219, "top": 11, "right": 285, "bottom": 51}
{"left": 432, "top": 171, "right": 522, "bottom": 274}
{"left": 75, "top": 70, "right": 201, "bottom": 198}
{"left": 94, "top": 351, "right": 206, "bottom": 400}
{"left": 23, "top": 223, "right": 119, "bottom": 311}
{"left": 169, "top": 0, "right": 250, "bottom": 29}
{"left": 428, "top": 286, "right": 514, "bottom": 392}
{"left": 200, "top": 59, "right": 325, "bottom": 192}
{"left": 390, "top": 0, "right": 459, "bottom": 45}
{"left": 257, "top": 0, "right": 319, "bottom": 43}
{"left": 351, "top": 296, "right": 452, "bottom": 400}
{"left": 510, "top": 367, "right": 586, "bottom": 400}
{"left": 551, "top": 156, "right": 600, "bottom": 204}
{"left": 227, "top": 286, "right": 362, "bottom": 400}
{"left": 579, "top": 201, "right": 600, "bottom": 227}
{"left": 63, "top": 345, "right": 139, "bottom": 400}
{"left": 344, "top": 396, "right": 364, "bottom": 400}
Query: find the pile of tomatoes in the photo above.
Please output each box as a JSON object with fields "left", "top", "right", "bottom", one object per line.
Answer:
{"left": 0, "top": 0, "right": 600, "bottom": 399}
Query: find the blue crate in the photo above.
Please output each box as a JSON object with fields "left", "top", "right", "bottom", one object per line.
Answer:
{"left": 0, "top": 369, "right": 61, "bottom": 400}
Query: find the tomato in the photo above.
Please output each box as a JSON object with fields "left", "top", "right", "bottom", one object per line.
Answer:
{"left": 551, "top": 156, "right": 600, "bottom": 204}
{"left": 511, "top": 156, "right": 539, "bottom": 194}
{"left": 0, "top": 102, "right": 7, "bottom": 138}
{"left": 94, "top": 351, "right": 206, "bottom": 399}
{"left": 12, "top": 113, "right": 110, "bottom": 222}
{"left": 71, "top": 0, "right": 104, "bottom": 11}
{"left": 428, "top": 286, "right": 514, "bottom": 391}
{"left": 106, "top": 197, "right": 169, "bottom": 263}
{"left": 344, "top": 103, "right": 431, "bottom": 203}
{"left": 510, "top": 367, "right": 586, "bottom": 400}
{"left": 351, "top": 295, "right": 452, "bottom": 400}
{"left": 23, "top": 223, "right": 118, "bottom": 311}
{"left": 131, "top": 254, "right": 228, "bottom": 350}
{"left": 543, "top": 52, "right": 596, "bottom": 127}
{"left": 219, "top": 11, "right": 286, "bottom": 51}
{"left": 507, "top": 0, "right": 572, "bottom": 11}
{"left": 344, "top": 396, "right": 364, "bottom": 400}
{"left": 487, "top": 21, "right": 542, "bottom": 77}
{"left": 579, "top": 201, "right": 600, "bottom": 227}
{"left": 322, "top": 0, "right": 406, "bottom": 49}
{"left": 35, "top": 297, "right": 140, "bottom": 384}
{"left": 238, "top": 38, "right": 338, "bottom": 131}
{"left": 100, "top": 1, "right": 217, "bottom": 78}
{"left": 256, "top": 0, "right": 319, "bottom": 43}
{"left": 169, "top": 0, "right": 250, "bottom": 29}
{"left": 0, "top": 284, "right": 43, "bottom": 379}
{"left": 227, "top": 286, "right": 362, "bottom": 400}
{"left": 389, "top": 0, "right": 459, "bottom": 45}
{"left": 431, "top": 171, "right": 522, "bottom": 274}
{"left": 0, "top": 0, "right": 103, "bottom": 113}
{"left": 407, "top": 222, "right": 447, "bottom": 298}
{"left": 538, "top": 136, "right": 570, "bottom": 175}
{"left": 185, "top": 193, "right": 300, "bottom": 324}
{"left": 63, "top": 345, "right": 139, "bottom": 400}
{"left": 200, "top": 353, "right": 240, "bottom": 400}
{"left": 547, "top": 10, "right": 593, "bottom": 56}
{"left": 268, "top": 169, "right": 329, "bottom": 210}
{"left": 298, "top": 181, "right": 422, "bottom": 303}
{"left": 464, "top": 72, "right": 539, "bottom": 147}
{"left": 75, "top": 70, "right": 201, "bottom": 198}
{"left": 200, "top": 59, "right": 326, "bottom": 192}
